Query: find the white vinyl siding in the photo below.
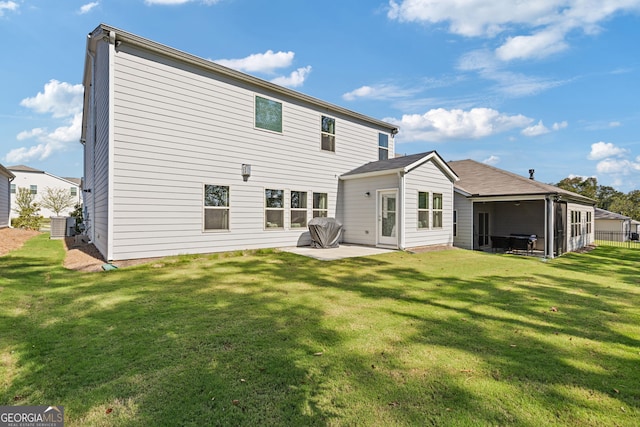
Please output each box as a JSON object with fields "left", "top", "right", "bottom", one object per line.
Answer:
{"left": 567, "top": 203, "right": 594, "bottom": 252}
{"left": 98, "top": 42, "right": 393, "bottom": 260}
{"left": 403, "top": 160, "right": 455, "bottom": 248}
{"left": 0, "top": 172, "right": 10, "bottom": 228}
{"left": 341, "top": 174, "right": 399, "bottom": 246}
{"left": 453, "top": 192, "right": 473, "bottom": 250}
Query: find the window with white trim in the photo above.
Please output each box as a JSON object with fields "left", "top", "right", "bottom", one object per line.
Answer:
{"left": 265, "top": 189, "right": 284, "bottom": 229}
{"left": 378, "top": 133, "right": 389, "bottom": 160}
{"left": 255, "top": 96, "right": 282, "bottom": 133}
{"left": 418, "top": 191, "right": 429, "bottom": 229}
{"left": 432, "top": 193, "right": 443, "bottom": 228}
{"left": 70, "top": 187, "right": 77, "bottom": 196}
{"left": 204, "top": 185, "right": 229, "bottom": 230}
{"left": 586, "top": 211, "right": 592, "bottom": 234}
{"left": 313, "top": 192, "right": 328, "bottom": 218}
{"left": 30, "top": 185, "right": 37, "bottom": 195}
{"left": 321, "top": 116, "right": 335, "bottom": 152}
{"left": 290, "top": 191, "right": 308, "bottom": 228}
{"left": 571, "top": 211, "right": 581, "bottom": 237}
{"left": 10, "top": 184, "right": 16, "bottom": 194}
{"left": 453, "top": 210, "right": 458, "bottom": 237}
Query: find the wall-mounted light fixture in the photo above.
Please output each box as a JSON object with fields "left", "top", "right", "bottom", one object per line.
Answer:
{"left": 241, "top": 164, "right": 251, "bottom": 182}
{"left": 364, "top": 191, "right": 371, "bottom": 197}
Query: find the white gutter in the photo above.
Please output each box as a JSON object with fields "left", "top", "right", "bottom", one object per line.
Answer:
{"left": 398, "top": 171, "right": 405, "bottom": 250}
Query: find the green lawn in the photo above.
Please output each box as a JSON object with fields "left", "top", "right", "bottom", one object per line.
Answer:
{"left": 1, "top": 235, "right": 639, "bottom": 426}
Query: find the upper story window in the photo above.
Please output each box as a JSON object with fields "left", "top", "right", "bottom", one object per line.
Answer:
{"left": 378, "top": 133, "right": 389, "bottom": 160}
{"left": 313, "top": 192, "right": 328, "bottom": 218}
{"left": 265, "top": 189, "right": 284, "bottom": 229}
{"left": 204, "top": 185, "right": 230, "bottom": 231}
{"left": 321, "top": 116, "right": 335, "bottom": 152}
{"left": 10, "top": 184, "right": 16, "bottom": 194}
{"left": 30, "top": 185, "right": 37, "bottom": 195}
{"left": 418, "top": 191, "right": 429, "bottom": 229}
{"left": 432, "top": 193, "right": 443, "bottom": 228}
{"left": 70, "top": 187, "right": 77, "bottom": 196}
{"left": 290, "top": 191, "right": 308, "bottom": 228}
{"left": 255, "top": 96, "right": 282, "bottom": 133}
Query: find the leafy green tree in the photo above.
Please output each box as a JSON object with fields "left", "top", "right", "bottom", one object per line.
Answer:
{"left": 596, "top": 185, "right": 624, "bottom": 211}
{"left": 40, "top": 186, "right": 76, "bottom": 216}
{"left": 556, "top": 176, "right": 597, "bottom": 200}
{"left": 12, "top": 187, "right": 42, "bottom": 230}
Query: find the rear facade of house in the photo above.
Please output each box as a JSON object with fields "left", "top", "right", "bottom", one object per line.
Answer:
{"left": 0, "top": 164, "right": 14, "bottom": 228}
{"left": 81, "top": 24, "right": 457, "bottom": 261}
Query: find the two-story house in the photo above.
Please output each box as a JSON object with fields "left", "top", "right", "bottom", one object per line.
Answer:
{"left": 0, "top": 164, "right": 15, "bottom": 228}
{"left": 81, "top": 24, "right": 458, "bottom": 262}
{"left": 8, "top": 165, "right": 81, "bottom": 219}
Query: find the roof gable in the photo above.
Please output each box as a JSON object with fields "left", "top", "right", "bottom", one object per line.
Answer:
{"left": 341, "top": 151, "right": 458, "bottom": 182}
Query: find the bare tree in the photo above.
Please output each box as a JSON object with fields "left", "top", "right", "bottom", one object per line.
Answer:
{"left": 40, "top": 187, "right": 76, "bottom": 216}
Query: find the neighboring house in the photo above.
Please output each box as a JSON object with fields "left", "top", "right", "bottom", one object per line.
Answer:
{"left": 449, "top": 160, "right": 596, "bottom": 258}
{"left": 80, "top": 24, "right": 459, "bottom": 262}
{"left": 594, "top": 208, "right": 633, "bottom": 241}
{"left": 0, "top": 164, "right": 15, "bottom": 228}
{"left": 8, "top": 165, "right": 82, "bottom": 219}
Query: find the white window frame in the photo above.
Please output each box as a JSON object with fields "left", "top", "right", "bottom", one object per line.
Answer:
{"left": 290, "top": 190, "right": 308, "bottom": 229}
{"left": 203, "top": 184, "right": 230, "bottom": 231}
{"left": 255, "top": 95, "right": 283, "bottom": 133}
{"left": 378, "top": 133, "right": 389, "bottom": 160}
{"left": 418, "top": 191, "right": 429, "bottom": 229}
{"left": 313, "top": 192, "right": 328, "bottom": 218}
{"left": 265, "top": 188, "right": 285, "bottom": 229}
{"left": 321, "top": 116, "right": 335, "bottom": 152}
{"left": 432, "top": 193, "right": 443, "bottom": 228}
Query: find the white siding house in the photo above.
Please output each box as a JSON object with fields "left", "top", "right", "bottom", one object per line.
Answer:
{"left": 449, "top": 160, "right": 595, "bottom": 258}
{"left": 0, "top": 164, "right": 14, "bottom": 228}
{"left": 81, "top": 25, "right": 458, "bottom": 261}
{"left": 8, "top": 165, "right": 81, "bottom": 219}
{"left": 594, "top": 208, "right": 632, "bottom": 242}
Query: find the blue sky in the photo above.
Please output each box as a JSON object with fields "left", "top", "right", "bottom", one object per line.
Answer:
{"left": 1, "top": 0, "right": 639, "bottom": 191}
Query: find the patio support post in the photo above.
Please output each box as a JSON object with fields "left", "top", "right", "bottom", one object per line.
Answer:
{"left": 546, "top": 196, "right": 555, "bottom": 259}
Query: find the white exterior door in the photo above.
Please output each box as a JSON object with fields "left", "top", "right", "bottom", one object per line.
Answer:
{"left": 378, "top": 190, "right": 398, "bottom": 246}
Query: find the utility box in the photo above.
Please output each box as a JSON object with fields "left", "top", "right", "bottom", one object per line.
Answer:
{"left": 66, "top": 217, "right": 77, "bottom": 237}
{"left": 50, "top": 216, "right": 67, "bottom": 239}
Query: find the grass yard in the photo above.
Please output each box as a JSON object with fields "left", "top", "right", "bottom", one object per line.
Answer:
{"left": 1, "top": 235, "right": 639, "bottom": 426}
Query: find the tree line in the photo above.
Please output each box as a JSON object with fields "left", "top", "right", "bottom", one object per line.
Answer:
{"left": 555, "top": 177, "right": 640, "bottom": 220}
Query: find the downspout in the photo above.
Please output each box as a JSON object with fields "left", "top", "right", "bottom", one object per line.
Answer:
{"left": 398, "top": 170, "right": 405, "bottom": 250}
{"left": 106, "top": 30, "right": 117, "bottom": 261}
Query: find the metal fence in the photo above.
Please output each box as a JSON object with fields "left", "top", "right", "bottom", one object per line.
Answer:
{"left": 595, "top": 231, "right": 640, "bottom": 248}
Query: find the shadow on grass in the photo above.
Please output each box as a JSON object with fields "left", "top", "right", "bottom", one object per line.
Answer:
{"left": 1, "top": 237, "right": 639, "bottom": 425}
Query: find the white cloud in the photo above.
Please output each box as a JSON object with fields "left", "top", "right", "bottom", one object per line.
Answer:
{"left": 521, "top": 120, "right": 550, "bottom": 137}
{"left": 215, "top": 50, "right": 295, "bottom": 73}
{"left": 496, "top": 29, "right": 568, "bottom": 61}
{"left": 342, "top": 83, "right": 421, "bottom": 101}
{"left": 20, "top": 80, "right": 83, "bottom": 119}
{"left": 609, "top": 121, "right": 621, "bottom": 127}
{"left": 6, "top": 81, "right": 83, "bottom": 164}
{"left": 588, "top": 141, "right": 629, "bottom": 160}
{"left": 596, "top": 158, "right": 640, "bottom": 175}
{"left": 388, "top": 0, "right": 640, "bottom": 61}
{"left": 0, "top": 1, "right": 18, "bottom": 16}
{"left": 552, "top": 121, "right": 568, "bottom": 130}
{"left": 270, "top": 66, "right": 312, "bottom": 88}
{"left": 483, "top": 155, "right": 500, "bottom": 165}
{"left": 384, "top": 107, "right": 532, "bottom": 142}
{"left": 79, "top": 2, "right": 99, "bottom": 14}
{"left": 457, "top": 49, "right": 567, "bottom": 97}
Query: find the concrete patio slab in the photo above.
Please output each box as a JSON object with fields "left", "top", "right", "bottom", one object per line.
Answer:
{"left": 279, "top": 244, "right": 395, "bottom": 261}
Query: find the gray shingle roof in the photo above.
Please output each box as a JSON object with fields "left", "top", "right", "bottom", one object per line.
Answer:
{"left": 594, "top": 208, "right": 629, "bottom": 220}
{"left": 8, "top": 165, "right": 44, "bottom": 173}
{"left": 342, "top": 151, "right": 436, "bottom": 177}
{"left": 449, "top": 159, "right": 594, "bottom": 203}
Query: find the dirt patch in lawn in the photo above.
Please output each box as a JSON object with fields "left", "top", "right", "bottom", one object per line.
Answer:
{"left": 0, "top": 228, "right": 152, "bottom": 272}
{"left": 0, "top": 227, "right": 41, "bottom": 256}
